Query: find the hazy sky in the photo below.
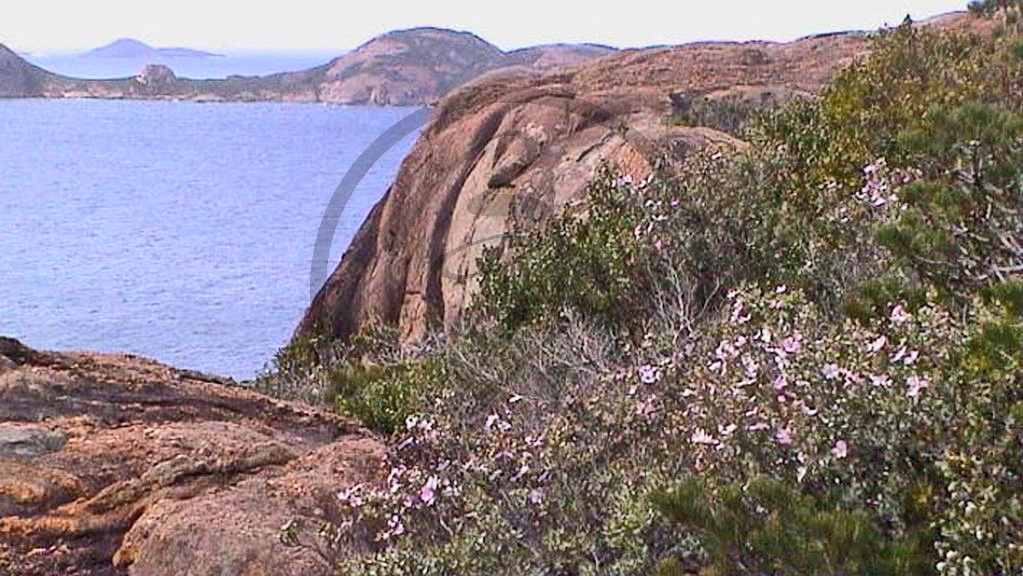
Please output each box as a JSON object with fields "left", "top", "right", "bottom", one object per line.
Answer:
{"left": 7, "top": 0, "right": 968, "bottom": 52}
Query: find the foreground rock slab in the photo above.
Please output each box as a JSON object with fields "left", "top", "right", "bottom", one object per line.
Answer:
{"left": 0, "top": 337, "right": 383, "bottom": 576}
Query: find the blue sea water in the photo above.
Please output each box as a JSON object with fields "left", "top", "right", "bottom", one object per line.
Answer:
{"left": 0, "top": 98, "right": 417, "bottom": 379}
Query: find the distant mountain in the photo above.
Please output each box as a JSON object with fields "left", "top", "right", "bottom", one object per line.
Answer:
{"left": 301, "top": 28, "right": 618, "bottom": 105}
{"left": 0, "top": 28, "right": 617, "bottom": 105}
{"left": 81, "top": 38, "right": 223, "bottom": 59}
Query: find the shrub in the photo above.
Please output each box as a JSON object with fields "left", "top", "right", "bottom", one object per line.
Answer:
{"left": 281, "top": 14, "right": 1023, "bottom": 575}
{"left": 653, "top": 476, "right": 930, "bottom": 576}
{"left": 255, "top": 323, "right": 444, "bottom": 434}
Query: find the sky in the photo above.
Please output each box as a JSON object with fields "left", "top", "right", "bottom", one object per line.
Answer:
{"left": 6, "top": 0, "right": 969, "bottom": 53}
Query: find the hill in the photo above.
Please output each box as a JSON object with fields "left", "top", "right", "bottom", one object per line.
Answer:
{"left": 0, "top": 28, "right": 616, "bottom": 105}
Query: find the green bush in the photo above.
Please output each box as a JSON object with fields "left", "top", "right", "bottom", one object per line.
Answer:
{"left": 653, "top": 476, "right": 930, "bottom": 576}
{"left": 255, "top": 323, "right": 444, "bottom": 435}
{"left": 280, "top": 14, "right": 1023, "bottom": 575}
{"left": 331, "top": 357, "right": 448, "bottom": 435}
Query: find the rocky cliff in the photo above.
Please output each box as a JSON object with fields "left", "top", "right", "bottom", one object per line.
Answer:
{"left": 0, "top": 337, "right": 383, "bottom": 575}
{"left": 296, "top": 13, "right": 986, "bottom": 344}
{"left": 294, "top": 31, "right": 872, "bottom": 343}
{"left": 0, "top": 29, "right": 615, "bottom": 105}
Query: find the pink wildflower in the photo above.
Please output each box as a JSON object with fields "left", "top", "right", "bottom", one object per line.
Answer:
{"left": 821, "top": 363, "right": 840, "bottom": 380}
{"left": 772, "top": 374, "right": 789, "bottom": 391}
{"left": 485, "top": 414, "right": 500, "bottom": 431}
{"left": 638, "top": 364, "right": 660, "bottom": 385}
{"left": 866, "top": 335, "right": 888, "bottom": 354}
{"left": 869, "top": 373, "right": 892, "bottom": 388}
{"left": 691, "top": 429, "right": 718, "bottom": 445}
{"left": 748, "top": 422, "right": 770, "bottom": 431}
{"left": 890, "top": 305, "right": 911, "bottom": 325}
{"left": 528, "top": 489, "right": 544, "bottom": 505}
{"left": 775, "top": 427, "right": 793, "bottom": 446}
{"left": 781, "top": 333, "right": 803, "bottom": 355}
{"left": 387, "top": 514, "right": 405, "bottom": 537}
{"left": 831, "top": 440, "right": 849, "bottom": 459}
{"left": 742, "top": 356, "right": 759, "bottom": 378}
{"left": 902, "top": 349, "right": 919, "bottom": 366}
{"left": 420, "top": 476, "right": 440, "bottom": 506}
{"left": 730, "top": 299, "right": 751, "bottom": 325}
{"left": 716, "top": 340, "right": 739, "bottom": 361}
{"left": 906, "top": 375, "right": 930, "bottom": 399}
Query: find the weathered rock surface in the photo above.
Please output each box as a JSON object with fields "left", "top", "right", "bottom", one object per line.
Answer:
{"left": 295, "top": 12, "right": 987, "bottom": 344}
{"left": 0, "top": 337, "right": 383, "bottom": 576}
{"left": 134, "top": 64, "right": 177, "bottom": 88}
{"left": 0, "top": 28, "right": 615, "bottom": 105}
{"left": 294, "top": 30, "right": 869, "bottom": 343}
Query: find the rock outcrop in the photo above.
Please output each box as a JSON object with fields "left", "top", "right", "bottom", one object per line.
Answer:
{"left": 0, "top": 337, "right": 383, "bottom": 576}
{"left": 296, "top": 12, "right": 985, "bottom": 344}
{"left": 294, "top": 31, "right": 873, "bottom": 343}
{"left": 134, "top": 65, "right": 177, "bottom": 90}
{"left": 0, "top": 29, "right": 615, "bottom": 105}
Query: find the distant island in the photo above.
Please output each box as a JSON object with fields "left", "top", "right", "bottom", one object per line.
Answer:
{"left": 81, "top": 38, "right": 224, "bottom": 59}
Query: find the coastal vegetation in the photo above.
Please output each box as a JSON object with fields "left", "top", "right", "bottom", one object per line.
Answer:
{"left": 260, "top": 7, "right": 1022, "bottom": 575}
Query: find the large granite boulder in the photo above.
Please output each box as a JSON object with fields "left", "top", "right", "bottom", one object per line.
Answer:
{"left": 0, "top": 337, "right": 384, "bottom": 576}
{"left": 294, "top": 31, "right": 871, "bottom": 344}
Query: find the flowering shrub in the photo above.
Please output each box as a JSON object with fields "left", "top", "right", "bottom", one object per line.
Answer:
{"left": 276, "top": 12, "right": 1022, "bottom": 575}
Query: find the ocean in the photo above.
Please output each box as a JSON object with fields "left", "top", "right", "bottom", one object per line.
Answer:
{"left": 0, "top": 98, "right": 417, "bottom": 379}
